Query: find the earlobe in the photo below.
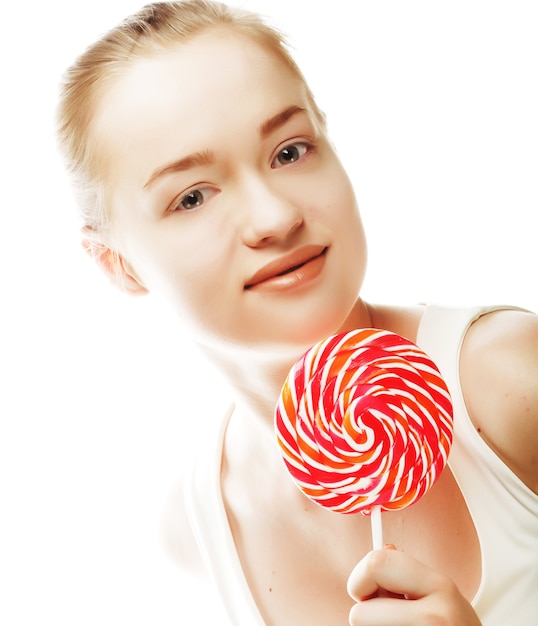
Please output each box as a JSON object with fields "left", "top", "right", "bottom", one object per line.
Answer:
{"left": 81, "top": 233, "right": 148, "bottom": 296}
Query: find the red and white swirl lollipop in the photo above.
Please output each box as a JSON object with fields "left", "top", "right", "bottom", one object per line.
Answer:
{"left": 275, "top": 328, "right": 453, "bottom": 548}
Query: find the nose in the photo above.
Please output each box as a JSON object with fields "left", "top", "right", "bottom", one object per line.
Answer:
{"left": 240, "top": 176, "right": 304, "bottom": 248}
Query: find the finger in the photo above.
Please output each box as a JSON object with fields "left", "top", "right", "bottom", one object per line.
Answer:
{"left": 347, "top": 548, "right": 445, "bottom": 601}
{"left": 349, "top": 596, "right": 423, "bottom": 626}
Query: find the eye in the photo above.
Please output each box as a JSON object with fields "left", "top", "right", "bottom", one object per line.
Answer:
{"left": 271, "top": 142, "right": 310, "bottom": 168}
{"left": 180, "top": 189, "right": 204, "bottom": 210}
{"left": 172, "top": 187, "right": 216, "bottom": 212}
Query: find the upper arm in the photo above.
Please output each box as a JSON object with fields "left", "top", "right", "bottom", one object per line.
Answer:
{"left": 161, "top": 475, "right": 209, "bottom": 579}
{"left": 460, "top": 309, "right": 538, "bottom": 493}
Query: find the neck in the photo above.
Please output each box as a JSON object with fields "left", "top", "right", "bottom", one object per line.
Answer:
{"left": 195, "top": 298, "right": 375, "bottom": 429}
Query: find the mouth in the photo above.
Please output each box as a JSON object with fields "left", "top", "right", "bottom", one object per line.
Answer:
{"left": 244, "top": 245, "right": 328, "bottom": 291}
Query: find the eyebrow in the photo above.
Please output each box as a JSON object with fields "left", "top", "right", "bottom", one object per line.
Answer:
{"left": 259, "top": 105, "right": 307, "bottom": 139}
{"left": 144, "top": 150, "right": 214, "bottom": 190}
{"left": 143, "top": 105, "right": 307, "bottom": 190}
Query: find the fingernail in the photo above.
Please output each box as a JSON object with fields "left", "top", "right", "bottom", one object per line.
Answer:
{"left": 384, "top": 543, "right": 397, "bottom": 550}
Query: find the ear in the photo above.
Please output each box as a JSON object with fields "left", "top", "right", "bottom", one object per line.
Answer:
{"left": 82, "top": 230, "right": 148, "bottom": 296}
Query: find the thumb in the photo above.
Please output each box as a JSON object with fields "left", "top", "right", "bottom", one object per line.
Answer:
{"left": 347, "top": 544, "right": 399, "bottom": 601}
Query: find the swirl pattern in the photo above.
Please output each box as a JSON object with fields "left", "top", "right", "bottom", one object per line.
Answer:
{"left": 275, "top": 329, "right": 453, "bottom": 514}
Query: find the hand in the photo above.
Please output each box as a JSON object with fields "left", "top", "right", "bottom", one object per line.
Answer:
{"left": 347, "top": 547, "right": 482, "bottom": 625}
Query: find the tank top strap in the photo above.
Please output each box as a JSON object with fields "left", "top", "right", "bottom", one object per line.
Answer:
{"left": 184, "top": 405, "right": 266, "bottom": 625}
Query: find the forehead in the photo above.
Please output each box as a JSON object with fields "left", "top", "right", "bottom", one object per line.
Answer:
{"left": 91, "top": 30, "right": 307, "bottom": 178}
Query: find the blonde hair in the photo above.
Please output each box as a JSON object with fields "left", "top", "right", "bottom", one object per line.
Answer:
{"left": 56, "top": 0, "right": 324, "bottom": 237}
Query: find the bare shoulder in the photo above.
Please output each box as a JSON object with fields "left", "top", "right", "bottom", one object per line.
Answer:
{"left": 161, "top": 475, "right": 209, "bottom": 579}
{"left": 460, "top": 308, "right": 538, "bottom": 493}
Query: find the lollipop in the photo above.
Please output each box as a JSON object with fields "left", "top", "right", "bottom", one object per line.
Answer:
{"left": 275, "top": 328, "right": 453, "bottom": 548}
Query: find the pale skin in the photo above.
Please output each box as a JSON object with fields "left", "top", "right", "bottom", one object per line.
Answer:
{"left": 86, "top": 28, "right": 538, "bottom": 626}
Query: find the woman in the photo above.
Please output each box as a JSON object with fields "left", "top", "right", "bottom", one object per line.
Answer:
{"left": 56, "top": 1, "right": 538, "bottom": 624}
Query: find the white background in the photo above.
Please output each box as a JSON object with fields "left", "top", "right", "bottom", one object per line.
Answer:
{"left": 1, "top": 1, "right": 537, "bottom": 624}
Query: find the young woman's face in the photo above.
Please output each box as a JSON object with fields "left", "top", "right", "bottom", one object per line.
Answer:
{"left": 93, "top": 30, "right": 367, "bottom": 350}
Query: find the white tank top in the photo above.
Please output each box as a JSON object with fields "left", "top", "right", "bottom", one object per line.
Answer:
{"left": 184, "top": 304, "right": 538, "bottom": 625}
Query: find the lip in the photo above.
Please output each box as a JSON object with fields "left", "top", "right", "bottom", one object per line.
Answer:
{"left": 244, "top": 245, "right": 328, "bottom": 293}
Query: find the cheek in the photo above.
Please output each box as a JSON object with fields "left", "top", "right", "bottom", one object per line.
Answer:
{"left": 311, "top": 163, "right": 360, "bottom": 229}
{"left": 127, "top": 225, "right": 232, "bottom": 315}
{"left": 317, "top": 164, "right": 367, "bottom": 280}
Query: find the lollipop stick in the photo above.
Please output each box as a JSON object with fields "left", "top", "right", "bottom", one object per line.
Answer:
{"left": 370, "top": 505, "right": 384, "bottom": 550}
